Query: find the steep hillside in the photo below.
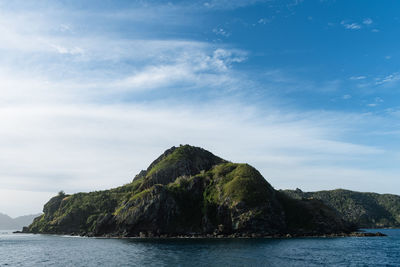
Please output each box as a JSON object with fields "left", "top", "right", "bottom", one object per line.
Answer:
{"left": 13, "top": 214, "right": 43, "bottom": 230}
{"left": 282, "top": 189, "right": 400, "bottom": 228}
{"left": 0, "top": 213, "right": 15, "bottom": 229}
{"left": 25, "top": 145, "right": 355, "bottom": 237}
{"left": 0, "top": 213, "right": 41, "bottom": 230}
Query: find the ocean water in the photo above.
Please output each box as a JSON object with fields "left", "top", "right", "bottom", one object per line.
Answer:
{"left": 0, "top": 229, "right": 399, "bottom": 266}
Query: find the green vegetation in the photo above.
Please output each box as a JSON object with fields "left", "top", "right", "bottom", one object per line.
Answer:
{"left": 220, "top": 164, "right": 273, "bottom": 206}
{"left": 146, "top": 146, "right": 194, "bottom": 176}
{"left": 282, "top": 189, "right": 400, "bottom": 228}
{"left": 138, "top": 145, "right": 226, "bottom": 188}
{"left": 199, "top": 163, "right": 275, "bottom": 208}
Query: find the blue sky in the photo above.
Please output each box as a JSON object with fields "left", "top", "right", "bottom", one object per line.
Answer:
{"left": 0, "top": 0, "right": 399, "bottom": 216}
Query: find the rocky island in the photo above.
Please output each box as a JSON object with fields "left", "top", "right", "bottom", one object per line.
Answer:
{"left": 23, "top": 145, "right": 384, "bottom": 238}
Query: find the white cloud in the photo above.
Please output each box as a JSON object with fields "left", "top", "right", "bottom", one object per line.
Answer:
{"left": 212, "top": 27, "right": 231, "bottom": 37}
{"left": 262, "top": 69, "right": 341, "bottom": 93}
{"left": 349, "top": 76, "right": 366, "bottom": 80}
{"left": 343, "top": 94, "right": 351, "bottom": 100}
{"left": 114, "top": 64, "right": 193, "bottom": 91}
{"left": 341, "top": 21, "right": 361, "bottom": 30}
{"left": 366, "top": 97, "right": 383, "bottom": 107}
{"left": 363, "top": 18, "right": 373, "bottom": 25}
{"left": 258, "top": 18, "right": 270, "bottom": 24}
{"left": 341, "top": 18, "right": 373, "bottom": 30}
{"left": 211, "top": 48, "right": 247, "bottom": 69}
{"left": 107, "top": 48, "right": 247, "bottom": 92}
{"left": 59, "top": 24, "right": 73, "bottom": 32}
{"left": 51, "top": 44, "right": 84, "bottom": 55}
{"left": 202, "top": 0, "right": 269, "bottom": 10}
{"left": 375, "top": 72, "right": 400, "bottom": 85}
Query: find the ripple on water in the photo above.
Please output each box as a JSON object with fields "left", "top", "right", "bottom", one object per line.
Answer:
{"left": 0, "top": 229, "right": 399, "bottom": 266}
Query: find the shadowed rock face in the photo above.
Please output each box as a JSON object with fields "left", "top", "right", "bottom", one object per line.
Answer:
{"left": 26, "top": 145, "right": 355, "bottom": 237}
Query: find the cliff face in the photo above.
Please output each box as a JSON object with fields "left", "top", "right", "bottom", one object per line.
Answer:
{"left": 282, "top": 189, "right": 400, "bottom": 228}
{"left": 26, "top": 145, "right": 355, "bottom": 237}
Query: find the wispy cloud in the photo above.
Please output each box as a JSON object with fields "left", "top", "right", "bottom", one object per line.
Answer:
{"left": 212, "top": 27, "right": 231, "bottom": 37}
{"left": 349, "top": 76, "right": 366, "bottom": 80}
{"left": 341, "top": 21, "right": 361, "bottom": 30}
{"left": 375, "top": 72, "right": 400, "bottom": 85}
{"left": 262, "top": 69, "right": 341, "bottom": 93}
{"left": 51, "top": 44, "right": 84, "bottom": 55}
{"left": 363, "top": 18, "right": 373, "bottom": 25}
{"left": 366, "top": 97, "right": 384, "bottom": 107}
{"left": 343, "top": 94, "right": 351, "bottom": 100}
{"left": 103, "top": 48, "right": 247, "bottom": 93}
{"left": 202, "top": 0, "right": 270, "bottom": 10}
{"left": 341, "top": 18, "right": 373, "bottom": 30}
{"left": 258, "top": 18, "right": 270, "bottom": 24}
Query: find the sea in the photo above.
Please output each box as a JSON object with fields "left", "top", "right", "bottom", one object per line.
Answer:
{"left": 0, "top": 229, "right": 399, "bottom": 266}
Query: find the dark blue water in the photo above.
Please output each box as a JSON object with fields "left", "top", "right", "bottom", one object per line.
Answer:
{"left": 0, "top": 229, "right": 399, "bottom": 266}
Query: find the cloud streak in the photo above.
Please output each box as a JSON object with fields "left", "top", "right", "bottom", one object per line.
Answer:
{"left": 375, "top": 72, "right": 400, "bottom": 85}
{"left": 341, "top": 21, "right": 361, "bottom": 30}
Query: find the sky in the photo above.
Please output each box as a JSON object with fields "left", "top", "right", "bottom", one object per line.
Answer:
{"left": 0, "top": 0, "right": 399, "bottom": 217}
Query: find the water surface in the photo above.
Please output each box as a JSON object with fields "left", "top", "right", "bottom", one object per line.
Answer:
{"left": 0, "top": 229, "right": 399, "bottom": 266}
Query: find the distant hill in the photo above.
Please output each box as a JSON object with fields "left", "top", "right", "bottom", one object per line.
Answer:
{"left": 281, "top": 189, "right": 400, "bottom": 228}
{"left": 24, "top": 145, "right": 356, "bottom": 237}
{"left": 0, "top": 213, "right": 42, "bottom": 230}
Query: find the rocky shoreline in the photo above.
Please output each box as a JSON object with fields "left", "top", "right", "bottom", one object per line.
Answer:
{"left": 15, "top": 230, "right": 386, "bottom": 238}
